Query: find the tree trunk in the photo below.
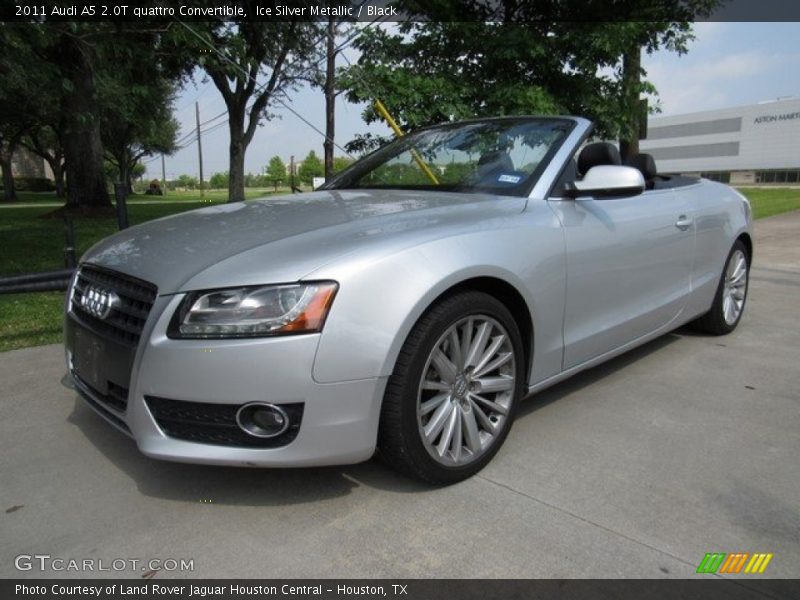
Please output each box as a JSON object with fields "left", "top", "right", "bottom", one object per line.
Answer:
{"left": 53, "top": 162, "right": 66, "bottom": 198}
{"left": 0, "top": 151, "right": 16, "bottom": 202}
{"left": 618, "top": 42, "right": 641, "bottom": 163}
{"left": 53, "top": 165, "right": 67, "bottom": 198}
{"left": 227, "top": 103, "right": 247, "bottom": 203}
{"left": 60, "top": 36, "right": 110, "bottom": 208}
{"left": 324, "top": 18, "right": 336, "bottom": 180}
{"left": 114, "top": 152, "right": 133, "bottom": 198}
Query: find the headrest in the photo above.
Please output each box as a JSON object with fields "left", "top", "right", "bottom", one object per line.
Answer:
{"left": 625, "top": 153, "right": 657, "bottom": 181}
{"left": 478, "top": 151, "right": 514, "bottom": 173}
{"left": 577, "top": 142, "right": 621, "bottom": 175}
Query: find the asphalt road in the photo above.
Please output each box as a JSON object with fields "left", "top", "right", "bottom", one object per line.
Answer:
{"left": 1, "top": 212, "right": 799, "bottom": 582}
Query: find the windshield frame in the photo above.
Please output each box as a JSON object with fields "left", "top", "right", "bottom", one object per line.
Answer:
{"left": 321, "top": 116, "right": 577, "bottom": 198}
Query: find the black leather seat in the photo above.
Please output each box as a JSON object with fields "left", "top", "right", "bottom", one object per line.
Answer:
{"left": 577, "top": 142, "right": 622, "bottom": 176}
{"left": 625, "top": 153, "right": 658, "bottom": 189}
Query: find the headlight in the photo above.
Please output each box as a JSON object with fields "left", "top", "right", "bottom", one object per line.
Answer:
{"left": 169, "top": 282, "right": 338, "bottom": 339}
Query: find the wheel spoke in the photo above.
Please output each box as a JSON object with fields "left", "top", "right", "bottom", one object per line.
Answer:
{"left": 464, "top": 321, "right": 491, "bottom": 368}
{"left": 431, "top": 349, "right": 457, "bottom": 384}
{"left": 461, "top": 404, "right": 482, "bottom": 453}
{"left": 424, "top": 398, "right": 454, "bottom": 441}
{"left": 474, "top": 350, "right": 513, "bottom": 379}
{"left": 460, "top": 318, "right": 473, "bottom": 367}
{"left": 469, "top": 396, "right": 498, "bottom": 434}
{"left": 436, "top": 404, "right": 459, "bottom": 457}
{"left": 469, "top": 392, "right": 508, "bottom": 416}
{"left": 449, "top": 328, "right": 464, "bottom": 371}
{"left": 730, "top": 263, "right": 746, "bottom": 284}
{"left": 723, "top": 297, "right": 734, "bottom": 323}
{"left": 420, "top": 393, "right": 449, "bottom": 416}
{"left": 474, "top": 376, "right": 514, "bottom": 394}
{"left": 422, "top": 379, "right": 450, "bottom": 392}
{"left": 472, "top": 334, "right": 506, "bottom": 376}
{"left": 450, "top": 408, "right": 463, "bottom": 462}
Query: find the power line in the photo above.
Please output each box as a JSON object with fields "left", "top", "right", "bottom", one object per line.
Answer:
{"left": 145, "top": 18, "right": 383, "bottom": 173}
{"left": 175, "top": 16, "right": 388, "bottom": 158}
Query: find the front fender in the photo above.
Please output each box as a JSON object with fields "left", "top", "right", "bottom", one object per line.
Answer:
{"left": 307, "top": 216, "right": 566, "bottom": 385}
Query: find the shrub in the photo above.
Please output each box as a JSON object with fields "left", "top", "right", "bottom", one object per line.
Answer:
{"left": 11, "top": 177, "right": 56, "bottom": 192}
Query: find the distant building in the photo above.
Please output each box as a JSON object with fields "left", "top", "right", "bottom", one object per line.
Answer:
{"left": 11, "top": 146, "right": 54, "bottom": 180}
{"left": 640, "top": 96, "right": 800, "bottom": 185}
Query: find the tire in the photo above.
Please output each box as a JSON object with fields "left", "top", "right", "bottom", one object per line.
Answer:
{"left": 691, "top": 240, "right": 750, "bottom": 335}
{"left": 378, "top": 291, "right": 525, "bottom": 484}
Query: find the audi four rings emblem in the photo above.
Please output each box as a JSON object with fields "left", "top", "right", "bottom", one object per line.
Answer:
{"left": 80, "top": 286, "right": 120, "bottom": 320}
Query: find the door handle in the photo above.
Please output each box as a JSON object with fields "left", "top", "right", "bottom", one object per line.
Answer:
{"left": 675, "top": 215, "right": 693, "bottom": 231}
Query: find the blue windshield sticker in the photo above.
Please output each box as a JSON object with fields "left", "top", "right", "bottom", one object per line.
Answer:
{"left": 497, "top": 174, "right": 521, "bottom": 184}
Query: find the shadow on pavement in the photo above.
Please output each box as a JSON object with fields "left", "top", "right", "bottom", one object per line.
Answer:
{"left": 517, "top": 330, "right": 682, "bottom": 418}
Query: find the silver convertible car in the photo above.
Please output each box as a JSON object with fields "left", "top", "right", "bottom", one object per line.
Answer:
{"left": 65, "top": 116, "right": 752, "bottom": 483}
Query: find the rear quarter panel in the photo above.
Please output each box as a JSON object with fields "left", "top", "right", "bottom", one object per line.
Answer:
{"left": 683, "top": 180, "right": 753, "bottom": 319}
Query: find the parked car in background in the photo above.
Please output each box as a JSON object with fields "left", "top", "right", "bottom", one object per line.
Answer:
{"left": 65, "top": 116, "right": 752, "bottom": 483}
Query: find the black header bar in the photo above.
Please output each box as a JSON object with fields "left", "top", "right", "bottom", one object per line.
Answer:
{"left": 2, "top": 0, "right": 800, "bottom": 23}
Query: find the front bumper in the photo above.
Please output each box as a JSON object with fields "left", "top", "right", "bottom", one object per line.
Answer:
{"left": 66, "top": 293, "right": 387, "bottom": 467}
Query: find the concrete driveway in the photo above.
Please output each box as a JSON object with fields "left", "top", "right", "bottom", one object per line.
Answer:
{"left": 1, "top": 212, "right": 799, "bottom": 580}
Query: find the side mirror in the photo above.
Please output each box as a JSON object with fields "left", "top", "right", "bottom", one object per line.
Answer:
{"left": 564, "top": 165, "right": 645, "bottom": 198}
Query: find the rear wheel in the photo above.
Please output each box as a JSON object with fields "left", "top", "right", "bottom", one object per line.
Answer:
{"left": 378, "top": 291, "right": 525, "bottom": 484}
{"left": 691, "top": 240, "right": 749, "bottom": 335}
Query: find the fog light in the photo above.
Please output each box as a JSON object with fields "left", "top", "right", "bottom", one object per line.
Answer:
{"left": 235, "top": 402, "right": 290, "bottom": 438}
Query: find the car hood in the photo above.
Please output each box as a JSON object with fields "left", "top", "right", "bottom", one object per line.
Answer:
{"left": 82, "top": 189, "right": 525, "bottom": 293}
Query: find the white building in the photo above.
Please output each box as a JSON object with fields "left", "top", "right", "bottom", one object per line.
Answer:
{"left": 640, "top": 96, "right": 800, "bottom": 185}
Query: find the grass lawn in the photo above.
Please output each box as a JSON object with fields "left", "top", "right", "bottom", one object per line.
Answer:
{"left": 1, "top": 186, "right": 799, "bottom": 353}
{"left": 737, "top": 187, "right": 800, "bottom": 219}
{"left": 1, "top": 199, "right": 223, "bottom": 352}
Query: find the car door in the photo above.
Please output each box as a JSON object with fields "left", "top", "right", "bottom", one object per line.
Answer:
{"left": 548, "top": 187, "right": 695, "bottom": 369}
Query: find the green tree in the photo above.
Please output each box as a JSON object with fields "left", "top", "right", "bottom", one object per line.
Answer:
{"left": 0, "top": 23, "right": 193, "bottom": 208}
{"left": 342, "top": 1, "right": 719, "bottom": 154}
{"left": 169, "top": 17, "right": 323, "bottom": 202}
{"left": 177, "top": 174, "right": 198, "bottom": 189}
{"left": 21, "top": 126, "right": 66, "bottom": 198}
{"left": 209, "top": 171, "right": 230, "bottom": 189}
{"left": 332, "top": 156, "right": 354, "bottom": 174}
{"left": 99, "top": 64, "right": 181, "bottom": 196}
{"left": 298, "top": 150, "right": 324, "bottom": 185}
{"left": 0, "top": 25, "right": 46, "bottom": 201}
{"left": 265, "top": 155, "right": 287, "bottom": 191}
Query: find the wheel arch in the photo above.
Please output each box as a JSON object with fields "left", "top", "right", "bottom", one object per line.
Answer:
{"left": 737, "top": 232, "right": 753, "bottom": 262}
{"left": 387, "top": 275, "right": 535, "bottom": 385}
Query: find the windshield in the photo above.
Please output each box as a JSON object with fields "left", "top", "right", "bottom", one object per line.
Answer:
{"left": 324, "top": 118, "right": 574, "bottom": 197}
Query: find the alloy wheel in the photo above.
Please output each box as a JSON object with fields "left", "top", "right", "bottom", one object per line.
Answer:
{"left": 416, "top": 315, "right": 516, "bottom": 467}
{"left": 722, "top": 249, "right": 748, "bottom": 325}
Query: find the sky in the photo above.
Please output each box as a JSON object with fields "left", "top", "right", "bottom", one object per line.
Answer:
{"left": 144, "top": 22, "right": 800, "bottom": 181}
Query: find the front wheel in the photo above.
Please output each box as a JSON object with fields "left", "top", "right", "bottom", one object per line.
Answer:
{"left": 691, "top": 240, "right": 750, "bottom": 335}
{"left": 378, "top": 291, "right": 525, "bottom": 484}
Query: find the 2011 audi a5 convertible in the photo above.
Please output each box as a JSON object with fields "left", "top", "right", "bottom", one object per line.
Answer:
{"left": 65, "top": 116, "right": 752, "bottom": 483}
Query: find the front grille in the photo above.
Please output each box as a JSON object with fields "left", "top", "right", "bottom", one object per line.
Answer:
{"left": 145, "top": 396, "right": 303, "bottom": 448}
{"left": 72, "top": 372, "right": 130, "bottom": 413}
{"left": 71, "top": 265, "right": 157, "bottom": 346}
{"left": 73, "top": 373, "right": 132, "bottom": 435}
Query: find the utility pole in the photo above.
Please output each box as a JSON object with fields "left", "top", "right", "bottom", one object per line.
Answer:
{"left": 161, "top": 154, "right": 167, "bottom": 196}
{"left": 196, "top": 101, "right": 205, "bottom": 200}
{"left": 324, "top": 16, "right": 336, "bottom": 180}
{"left": 289, "top": 155, "right": 295, "bottom": 193}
